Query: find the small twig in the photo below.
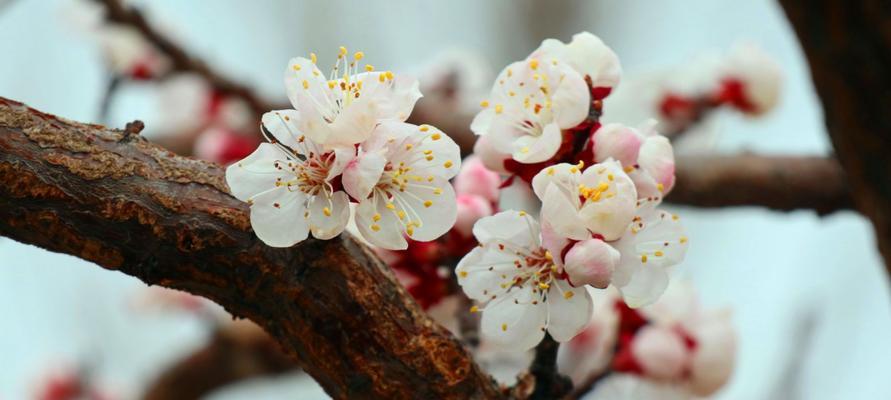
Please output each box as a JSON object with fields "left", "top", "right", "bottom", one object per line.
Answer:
{"left": 92, "top": 0, "right": 278, "bottom": 115}
{"left": 98, "top": 75, "right": 121, "bottom": 123}
{"left": 527, "top": 334, "right": 572, "bottom": 400}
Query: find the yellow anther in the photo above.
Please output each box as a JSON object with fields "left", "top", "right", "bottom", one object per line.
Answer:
{"left": 519, "top": 211, "right": 527, "bottom": 216}
{"left": 564, "top": 291, "right": 575, "bottom": 299}
{"left": 443, "top": 160, "right": 453, "bottom": 168}
{"left": 419, "top": 125, "right": 430, "bottom": 132}
{"left": 379, "top": 74, "right": 386, "bottom": 82}
{"left": 570, "top": 166, "right": 579, "bottom": 173}
{"left": 293, "top": 64, "right": 301, "bottom": 71}
{"left": 339, "top": 46, "right": 348, "bottom": 56}
{"left": 576, "top": 160, "right": 585, "bottom": 170}
{"left": 423, "top": 200, "right": 433, "bottom": 208}
{"left": 328, "top": 80, "right": 336, "bottom": 89}
{"left": 624, "top": 166, "right": 635, "bottom": 173}
{"left": 406, "top": 227, "right": 414, "bottom": 236}
{"left": 520, "top": 146, "right": 529, "bottom": 154}
{"left": 423, "top": 150, "right": 433, "bottom": 155}
{"left": 323, "top": 207, "right": 332, "bottom": 217}
{"left": 397, "top": 210, "right": 406, "bottom": 219}
{"left": 386, "top": 203, "right": 396, "bottom": 210}
{"left": 480, "top": 100, "right": 490, "bottom": 108}
{"left": 529, "top": 59, "right": 539, "bottom": 70}
{"left": 641, "top": 255, "right": 648, "bottom": 263}
{"left": 680, "top": 236, "right": 688, "bottom": 244}
{"left": 495, "top": 104, "right": 504, "bottom": 114}
{"left": 544, "top": 251, "right": 553, "bottom": 261}
{"left": 507, "top": 68, "right": 513, "bottom": 77}
{"left": 365, "top": 64, "right": 375, "bottom": 72}
{"left": 405, "top": 143, "right": 413, "bottom": 150}
{"left": 302, "top": 80, "right": 310, "bottom": 89}
{"left": 657, "top": 183, "right": 665, "bottom": 192}
{"left": 547, "top": 167, "right": 555, "bottom": 176}
{"left": 655, "top": 251, "right": 664, "bottom": 257}
{"left": 385, "top": 71, "right": 394, "bottom": 80}
{"left": 354, "top": 51, "right": 364, "bottom": 60}
{"left": 433, "top": 188, "right": 442, "bottom": 195}
{"left": 372, "top": 213, "right": 381, "bottom": 222}
{"left": 310, "top": 53, "right": 318, "bottom": 64}
{"left": 425, "top": 155, "right": 434, "bottom": 161}
{"left": 539, "top": 282, "right": 550, "bottom": 290}
{"left": 371, "top": 224, "right": 381, "bottom": 232}
{"left": 672, "top": 214, "right": 679, "bottom": 221}
{"left": 501, "top": 323, "right": 508, "bottom": 332}
{"left": 469, "top": 305, "right": 479, "bottom": 313}
{"left": 431, "top": 133, "right": 441, "bottom": 141}
{"left": 608, "top": 174, "right": 615, "bottom": 181}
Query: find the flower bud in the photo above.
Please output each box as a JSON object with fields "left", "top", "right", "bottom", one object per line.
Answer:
{"left": 563, "top": 238, "right": 620, "bottom": 288}
{"left": 454, "top": 156, "right": 501, "bottom": 203}
{"left": 632, "top": 325, "right": 690, "bottom": 380}
{"left": 454, "top": 195, "right": 494, "bottom": 238}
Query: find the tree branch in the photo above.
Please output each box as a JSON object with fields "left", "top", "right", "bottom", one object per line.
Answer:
{"left": 92, "top": 0, "right": 279, "bottom": 115}
{"left": 0, "top": 97, "right": 502, "bottom": 400}
{"left": 780, "top": 0, "right": 891, "bottom": 272}
{"left": 668, "top": 154, "right": 851, "bottom": 215}
{"left": 526, "top": 335, "right": 571, "bottom": 400}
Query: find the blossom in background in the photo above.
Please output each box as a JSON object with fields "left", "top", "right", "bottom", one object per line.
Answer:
{"left": 715, "top": 43, "right": 782, "bottom": 116}
{"left": 583, "top": 374, "right": 693, "bottom": 400}
{"left": 612, "top": 283, "right": 737, "bottom": 397}
{"left": 531, "top": 32, "right": 622, "bottom": 94}
{"left": 591, "top": 121, "right": 676, "bottom": 199}
{"left": 226, "top": 110, "right": 355, "bottom": 247}
{"left": 284, "top": 47, "right": 421, "bottom": 147}
{"left": 456, "top": 210, "right": 593, "bottom": 350}
{"left": 345, "top": 121, "right": 460, "bottom": 250}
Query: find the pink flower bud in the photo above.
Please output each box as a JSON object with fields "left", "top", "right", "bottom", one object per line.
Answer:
{"left": 592, "top": 123, "right": 642, "bottom": 167}
{"left": 454, "top": 156, "right": 502, "bottom": 203}
{"left": 472, "top": 136, "right": 510, "bottom": 174}
{"left": 632, "top": 325, "right": 690, "bottom": 380}
{"left": 563, "top": 239, "right": 620, "bottom": 288}
{"left": 454, "top": 195, "right": 494, "bottom": 238}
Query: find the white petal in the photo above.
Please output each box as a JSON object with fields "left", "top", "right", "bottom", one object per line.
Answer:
{"left": 550, "top": 64, "right": 590, "bottom": 129}
{"left": 248, "top": 188, "right": 310, "bottom": 247}
{"left": 456, "top": 245, "right": 523, "bottom": 302}
{"left": 328, "top": 146, "right": 357, "bottom": 180}
{"left": 472, "top": 135, "right": 510, "bottom": 174}
{"left": 577, "top": 160, "right": 638, "bottom": 241}
{"left": 511, "top": 122, "right": 563, "bottom": 163}
{"left": 261, "top": 110, "right": 303, "bottom": 149}
{"left": 565, "top": 32, "right": 622, "bottom": 89}
{"left": 481, "top": 287, "right": 548, "bottom": 350}
{"left": 472, "top": 210, "right": 541, "bottom": 248}
{"left": 541, "top": 184, "right": 589, "bottom": 241}
{"left": 307, "top": 191, "right": 350, "bottom": 240}
{"left": 688, "top": 311, "right": 737, "bottom": 396}
{"left": 393, "top": 176, "right": 457, "bottom": 242}
{"left": 324, "top": 94, "right": 379, "bottom": 147}
{"left": 454, "top": 194, "right": 494, "bottom": 238}
{"left": 284, "top": 58, "right": 337, "bottom": 144}
{"left": 546, "top": 280, "right": 593, "bottom": 342}
{"left": 354, "top": 195, "right": 408, "bottom": 250}
{"left": 225, "top": 143, "right": 291, "bottom": 202}
{"left": 531, "top": 162, "right": 580, "bottom": 200}
{"left": 470, "top": 108, "right": 494, "bottom": 136}
{"left": 359, "top": 72, "right": 422, "bottom": 121}
{"left": 631, "top": 326, "right": 689, "bottom": 380}
{"left": 617, "top": 267, "right": 670, "bottom": 308}
{"left": 342, "top": 149, "right": 386, "bottom": 200}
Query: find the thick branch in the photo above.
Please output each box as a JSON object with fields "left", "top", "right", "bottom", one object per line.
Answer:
{"left": 93, "top": 0, "right": 277, "bottom": 115}
{"left": 780, "top": 0, "right": 891, "bottom": 271}
{"left": 0, "top": 97, "right": 501, "bottom": 400}
{"left": 669, "top": 154, "right": 851, "bottom": 215}
{"left": 526, "top": 335, "right": 571, "bottom": 400}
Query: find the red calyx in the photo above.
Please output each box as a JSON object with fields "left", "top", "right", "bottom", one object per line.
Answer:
{"left": 713, "top": 78, "right": 756, "bottom": 113}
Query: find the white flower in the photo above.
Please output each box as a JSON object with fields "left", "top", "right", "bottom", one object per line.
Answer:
{"left": 718, "top": 43, "right": 782, "bottom": 115}
{"left": 284, "top": 47, "right": 422, "bottom": 148}
{"left": 593, "top": 121, "right": 676, "bottom": 198}
{"left": 471, "top": 56, "right": 590, "bottom": 163}
{"left": 456, "top": 211, "right": 593, "bottom": 350}
{"left": 343, "top": 121, "right": 460, "bottom": 250}
{"left": 531, "top": 159, "right": 637, "bottom": 241}
{"left": 225, "top": 110, "right": 355, "bottom": 247}
{"left": 610, "top": 198, "right": 689, "bottom": 308}
{"left": 532, "top": 31, "right": 622, "bottom": 90}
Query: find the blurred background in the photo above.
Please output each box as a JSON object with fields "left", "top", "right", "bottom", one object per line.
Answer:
{"left": 1, "top": 0, "right": 890, "bottom": 399}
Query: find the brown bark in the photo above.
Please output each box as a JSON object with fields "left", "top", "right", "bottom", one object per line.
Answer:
{"left": 142, "top": 320, "right": 297, "bottom": 400}
{"left": 668, "top": 154, "right": 851, "bottom": 215}
{"left": 780, "top": 0, "right": 891, "bottom": 270}
{"left": 0, "top": 97, "right": 502, "bottom": 400}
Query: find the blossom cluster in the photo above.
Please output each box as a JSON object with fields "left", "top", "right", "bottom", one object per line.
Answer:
{"left": 456, "top": 32, "right": 689, "bottom": 350}
{"left": 561, "top": 284, "right": 736, "bottom": 398}
{"left": 226, "top": 47, "right": 461, "bottom": 250}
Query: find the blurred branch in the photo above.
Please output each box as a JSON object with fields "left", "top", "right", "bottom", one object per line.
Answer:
{"left": 92, "top": 0, "right": 279, "bottom": 115}
{"left": 566, "top": 370, "right": 612, "bottom": 400}
{"left": 668, "top": 154, "right": 851, "bottom": 215}
{"left": 519, "top": 335, "right": 572, "bottom": 400}
{"left": 143, "top": 320, "right": 297, "bottom": 400}
{"left": 0, "top": 97, "right": 502, "bottom": 400}
{"left": 780, "top": 0, "right": 891, "bottom": 274}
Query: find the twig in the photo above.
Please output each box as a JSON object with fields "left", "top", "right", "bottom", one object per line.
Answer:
{"left": 92, "top": 0, "right": 279, "bottom": 115}
{"left": 566, "top": 370, "right": 613, "bottom": 399}
{"left": 527, "top": 335, "right": 572, "bottom": 400}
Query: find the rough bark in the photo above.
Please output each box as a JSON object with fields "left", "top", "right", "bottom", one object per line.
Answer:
{"left": 780, "top": 0, "right": 891, "bottom": 271}
{"left": 0, "top": 97, "right": 502, "bottom": 400}
{"left": 668, "top": 154, "right": 851, "bottom": 215}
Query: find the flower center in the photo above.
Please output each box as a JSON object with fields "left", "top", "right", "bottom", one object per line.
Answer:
{"left": 301, "top": 46, "right": 396, "bottom": 123}
{"left": 274, "top": 151, "right": 334, "bottom": 196}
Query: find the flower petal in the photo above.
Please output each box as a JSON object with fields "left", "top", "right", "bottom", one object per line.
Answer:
{"left": 248, "top": 188, "right": 310, "bottom": 247}
{"left": 342, "top": 149, "right": 386, "bottom": 200}
{"left": 225, "top": 143, "right": 291, "bottom": 202}
{"left": 638, "top": 136, "right": 676, "bottom": 196}
{"left": 541, "top": 184, "right": 589, "bottom": 240}
{"left": 354, "top": 195, "right": 408, "bottom": 250}
{"left": 260, "top": 110, "right": 303, "bottom": 149}
{"left": 481, "top": 287, "right": 548, "bottom": 350}
{"left": 472, "top": 210, "right": 541, "bottom": 249}
{"left": 563, "top": 239, "right": 620, "bottom": 289}
{"left": 593, "top": 123, "right": 642, "bottom": 167}
{"left": 546, "top": 280, "right": 593, "bottom": 342}
{"left": 358, "top": 72, "right": 422, "bottom": 121}
{"left": 511, "top": 122, "right": 563, "bottom": 163}
{"left": 307, "top": 191, "right": 351, "bottom": 240}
